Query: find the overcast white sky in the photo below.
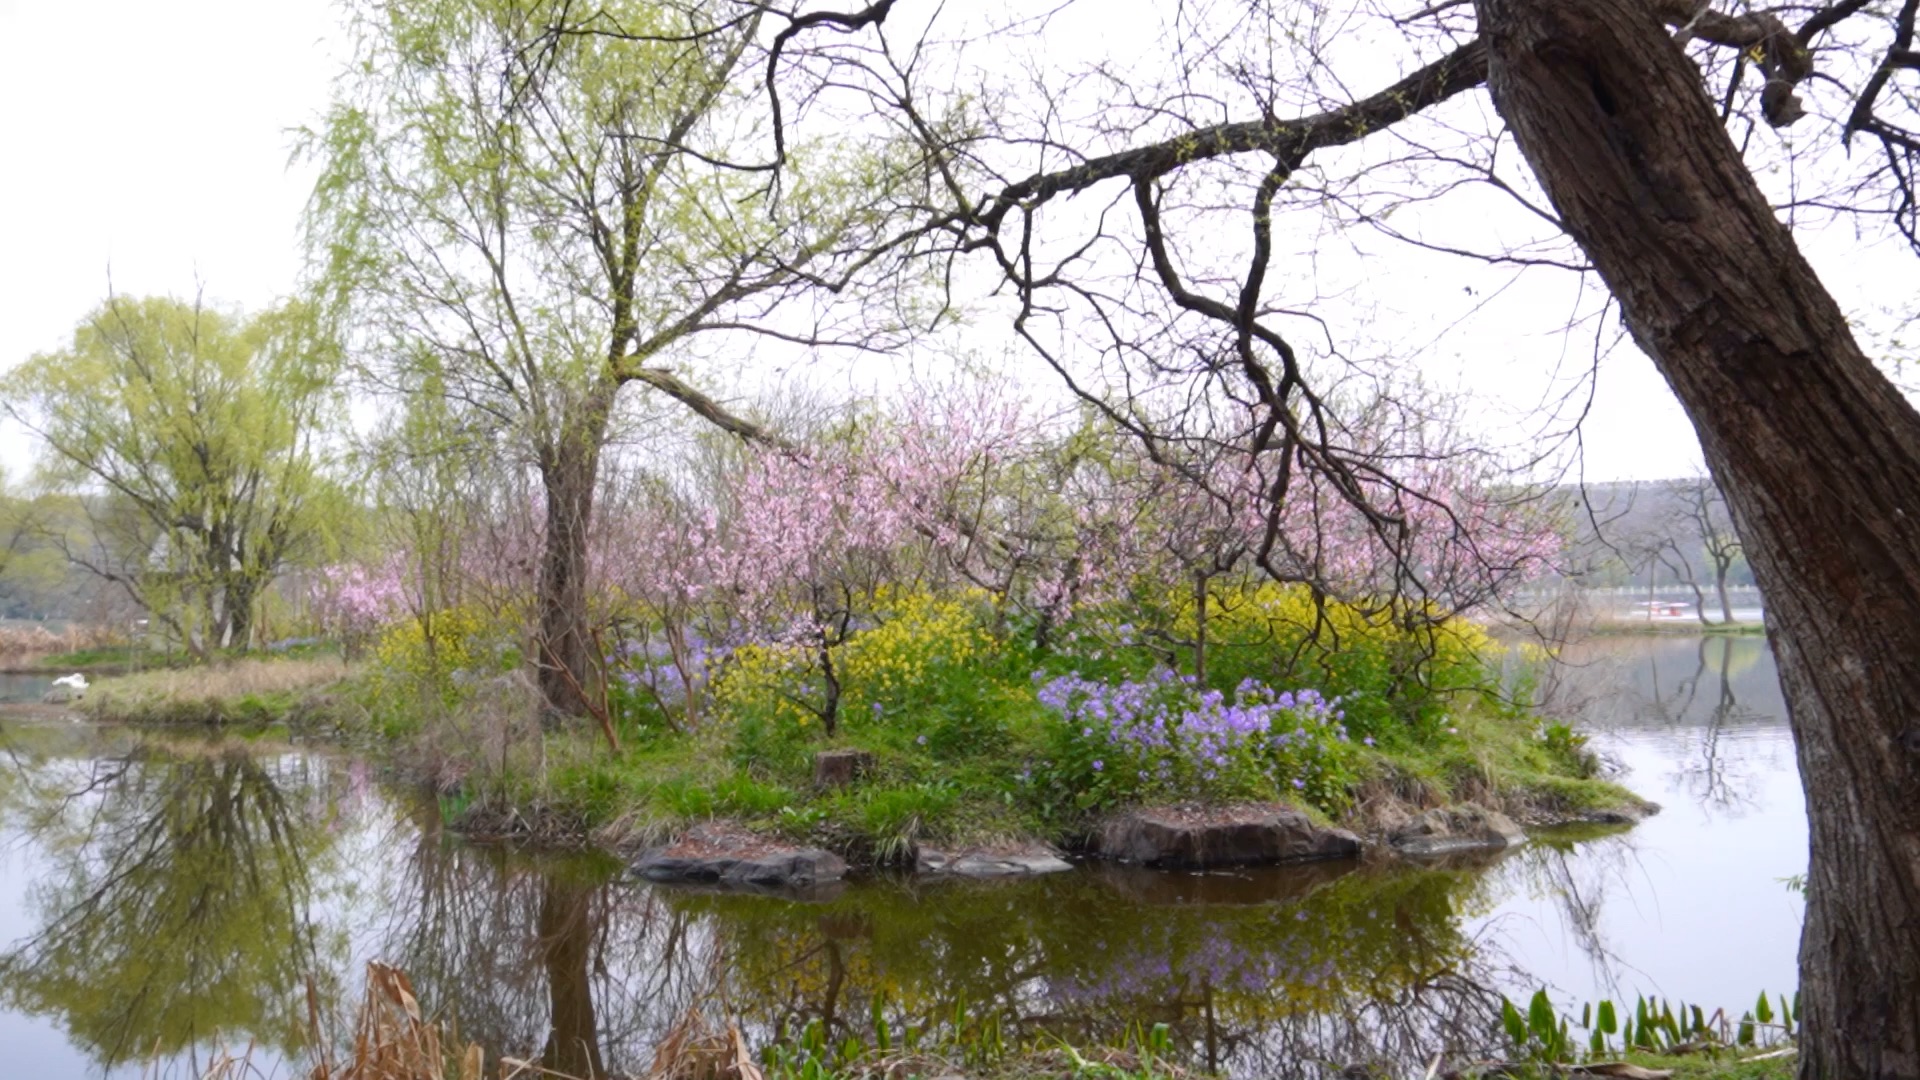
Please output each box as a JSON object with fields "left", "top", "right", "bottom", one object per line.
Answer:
{"left": 1, "top": 1, "right": 1909, "bottom": 485}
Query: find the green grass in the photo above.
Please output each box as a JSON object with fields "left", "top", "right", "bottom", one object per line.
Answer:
{"left": 1590, "top": 621, "right": 1767, "bottom": 638}
{"left": 1622, "top": 1049, "right": 1797, "bottom": 1079}
{"left": 71, "top": 642, "right": 1646, "bottom": 863}
{"left": 26, "top": 644, "right": 176, "bottom": 671}
{"left": 504, "top": 719, "right": 1050, "bottom": 856}
{"left": 1346, "top": 700, "right": 1649, "bottom": 826}
{"left": 430, "top": 687, "right": 1643, "bottom": 862}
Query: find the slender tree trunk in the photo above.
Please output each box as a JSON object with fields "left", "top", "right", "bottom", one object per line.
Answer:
{"left": 816, "top": 619, "right": 842, "bottom": 737}
{"left": 1715, "top": 562, "right": 1736, "bottom": 626}
{"left": 1481, "top": 2, "right": 1920, "bottom": 1074}
{"left": 1667, "top": 543, "right": 1713, "bottom": 627}
{"left": 536, "top": 385, "right": 615, "bottom": 717}
{"left": 1644, "top": 558, "right": 1657, "bottom": 622}
{"left": 1193, "top": 568, "right": 1209, "bottom": 683}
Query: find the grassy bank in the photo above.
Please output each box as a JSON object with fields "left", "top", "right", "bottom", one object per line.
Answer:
{"left": 72, "top": 586, "right": 1646, "bottom": 864}
{"left": 80, "top": 654, "right": 359, "bottom": 726}
{"left": 1586, "top": 620, "right": 1767, "bottom": 638}
{"left": 434, "top": 683, "right": 1644, "bottom": 862}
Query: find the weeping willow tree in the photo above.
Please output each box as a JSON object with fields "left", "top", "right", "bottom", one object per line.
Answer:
{"left": 2, "top": 296, "right": 344, "bottom": 655}
{"left": 304, "top": 0, "right": 929, "bottom": 721}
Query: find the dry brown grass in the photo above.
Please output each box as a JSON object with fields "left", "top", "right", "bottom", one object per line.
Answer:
{"left": 642, "top": 1001, "right": 765, "bottom": 1080}
{"left": 86, "top": 656, "right": 355, "bottom": 720}
{"left": 158, "top": 962, "right": 589, "bottom": 1080}
{"left": 0, "top": 622, "right": 122, "bottom": 664}
{"left": 310, "top": 962, "right": 488, "bottom": 1080}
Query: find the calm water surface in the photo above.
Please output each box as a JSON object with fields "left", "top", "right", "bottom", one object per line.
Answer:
{"left": 0, "top": 673, "right": 56, "bottom": 703}
{"left": 0, "top": 635, "right": 1805, "bottom": 1079}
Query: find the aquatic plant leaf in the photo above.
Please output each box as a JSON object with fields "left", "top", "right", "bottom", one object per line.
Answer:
{"left": 1530, "top": 989, "right": 1556, "bottom": 1043}
{"left": 1503, "top": 999, "right": 1529, "bottom": 1048}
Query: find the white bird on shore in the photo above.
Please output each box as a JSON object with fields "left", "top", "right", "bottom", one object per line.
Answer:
{"left": 43, "top": 673, "right": 89, "bottom": 708}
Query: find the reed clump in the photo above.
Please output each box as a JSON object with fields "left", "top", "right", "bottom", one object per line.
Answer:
{"left": 0, "top": 622, "right": 120, "bottom": 665}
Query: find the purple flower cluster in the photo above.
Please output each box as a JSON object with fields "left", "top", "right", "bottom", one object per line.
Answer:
{"left": 1037, "top": 669, "right": 1351, "bottom": 801}
{"left": 606, "top": 632, "right": 720, "bottom": 705}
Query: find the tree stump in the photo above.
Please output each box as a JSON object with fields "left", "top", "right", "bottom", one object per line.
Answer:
{"left": 813, "top": 749, "right": 875, "bottom": 789}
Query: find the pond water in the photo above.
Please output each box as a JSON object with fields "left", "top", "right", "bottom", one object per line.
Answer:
{"left": 0, "top": 673, "right": 56, "bottom": 703}
{"left": 0, "top": 634, "right": 1805, "bottom": 1079}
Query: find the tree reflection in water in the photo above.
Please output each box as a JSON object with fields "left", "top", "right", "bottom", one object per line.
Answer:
{"left": 667, "top": 861, "right": 1517, "bottom": 1079}
{"left": 0, "top": 739, "right": 340, "bottom": 1072}
{"left": 336, "top": 824, "right": 1535, "bottom": 1078}
{"left": 1558, "top": 634, "right": 1777, "bottom": 814}
{"left": 360, "top": 814, "right": 713, "bottom": 1079}
{"left": 0, "top": 731, "right": 1650, "bottom": 1080}
{"left": 1485, "top": 828, "right": 1647, "bottom": 1000}
{"left": 1479, "top": 635, "right": 1801, "bottom": 1009}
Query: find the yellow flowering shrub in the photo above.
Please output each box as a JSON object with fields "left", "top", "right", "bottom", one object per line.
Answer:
{"left": 1157, "top": 581, "right": 1505, "bottom": 741}
{"left": 710, "top": 641, "right": 821, "bottom": 731}
{"left": 374, "top": 605, "right": 493, "bottom": 679}
{"left": 711, "top": 590, "right": 1023, "bottom": 759}
{"left": 369, "top": 603, "right": 528, "bottom": 703}
{"left": 839, "top": 591, "right": 994, "bottom": 711}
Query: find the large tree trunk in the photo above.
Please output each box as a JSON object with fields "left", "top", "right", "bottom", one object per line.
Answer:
{"left": 224, "top": 574, "right": 259, "bottom": 652}
{"left": 536, "top": 385, "right": 615, "bottom": 718}
{"left": 1479, "top": 1, "right": 1920, "bottom": 1075}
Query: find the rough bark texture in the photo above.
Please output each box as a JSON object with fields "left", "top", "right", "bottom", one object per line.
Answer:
{"left": 536, "top": 388, "right": 614, "bottom": 718}
{"left": 813, "top": 749, "right": 876, "bottom": 789}
{"left": 1478, "top": 1, "right": 1920, "bottom": 1075}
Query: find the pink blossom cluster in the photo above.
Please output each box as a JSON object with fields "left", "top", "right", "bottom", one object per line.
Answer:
{"left": 588, "top": 382, "right": 1561, "bottom": 646}
{"left": 309, "top": 557, "right": 410, "bottom": 639}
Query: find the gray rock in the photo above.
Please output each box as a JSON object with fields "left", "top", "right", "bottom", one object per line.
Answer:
{"left": 916, "top": 847, "right": 1073, "bottom": 878}
{"left": 633, "top": 824, "right": 846, "bottom": 890}
{"left": 1388, "top": 805, "right": 1528, "bottom": 857}
{"left": 1088, "top": 805, "right": 1361, "bottom": 869}
{"left": 40, "top": 684, "right": 82, "bottom": 704}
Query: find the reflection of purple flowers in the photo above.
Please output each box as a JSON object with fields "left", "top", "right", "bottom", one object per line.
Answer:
{"left": 1037, "top": 669, "right": 1349, "bottom": 800}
